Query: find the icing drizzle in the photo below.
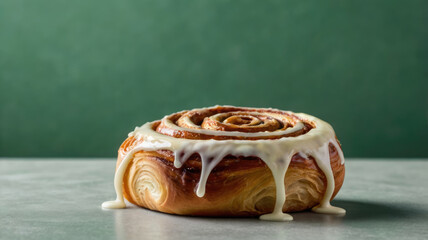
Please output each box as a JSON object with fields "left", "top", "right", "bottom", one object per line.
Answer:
{"left": 102, "top": 106, "right": 346, "bottom": 221}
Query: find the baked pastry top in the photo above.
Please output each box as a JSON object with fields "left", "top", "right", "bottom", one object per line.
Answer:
{"left": 102, "top": 106, "right": 345, "bottom": 221}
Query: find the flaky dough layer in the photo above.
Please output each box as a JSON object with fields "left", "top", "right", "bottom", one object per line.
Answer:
{"left": 116, "top": 139, "right": 344, "bottom": 216}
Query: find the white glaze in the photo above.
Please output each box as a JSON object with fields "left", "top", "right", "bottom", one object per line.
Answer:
{"left": 102, "top": 107, "right": 346, "bottom": 221}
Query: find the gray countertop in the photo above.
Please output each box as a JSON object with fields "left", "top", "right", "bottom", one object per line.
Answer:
{"left": 1, "top": 159, "right": 428, "bottom": 240}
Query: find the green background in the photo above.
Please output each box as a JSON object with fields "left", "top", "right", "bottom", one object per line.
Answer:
{"left": 1, "top": 0, "right": 427, "bottom": 158}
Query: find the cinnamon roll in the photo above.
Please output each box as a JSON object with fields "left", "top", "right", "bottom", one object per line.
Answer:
{"left": 102, "top": 106, "right": 346, "bottom": 221}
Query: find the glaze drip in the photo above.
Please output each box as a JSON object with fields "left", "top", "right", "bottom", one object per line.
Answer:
{"left": 102, "top": 106, "right": 346, "bottom": 221}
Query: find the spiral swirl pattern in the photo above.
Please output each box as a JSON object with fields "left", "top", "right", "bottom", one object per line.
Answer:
{"left": 155, "top": 106, "right": 314, "bottom": 140}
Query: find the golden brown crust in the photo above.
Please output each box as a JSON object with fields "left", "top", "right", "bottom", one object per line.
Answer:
{"left": 116, "top": 138, "right": 345, "bottom": 216}
{"left": 115, "top": 106, "right": 345, "bottom": 216}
